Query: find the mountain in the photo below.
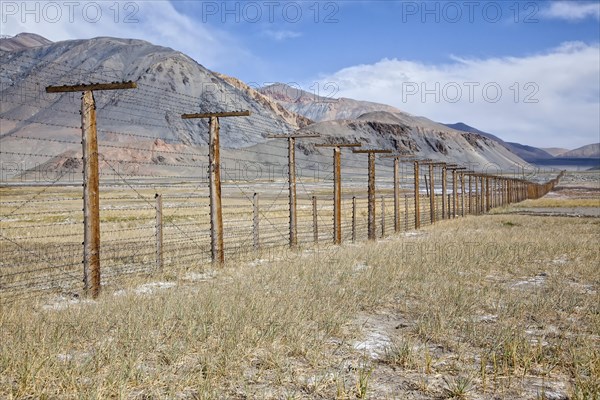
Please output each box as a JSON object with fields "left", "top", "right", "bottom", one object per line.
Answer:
{"left": 541, "top": 147, "right": 570, "bottom": 157}
{"left": 1, "top": 34, "right": 530, "bottom": 180}
{"left": 0, "top": 33, "right": 312, "bottom": 179}
{"left": 559, "top": 143, "right": 600, "bottom": 158}
{"left": 443, "top": 122, "right": 503, "bottom": 143}
{"left": 0, "top": 32, "right": 52, "bottom": 51}
{"left": 443, "top": 123, "right": 554, "bottom": 163}
{"left": 297, "top": 111, "right": 527, "bottom": 169}
{"left": 259, "top": 83, "right": 403, "bottom": 121}
{"left": 258, "top": 85, "right": 528, "bottom": 168}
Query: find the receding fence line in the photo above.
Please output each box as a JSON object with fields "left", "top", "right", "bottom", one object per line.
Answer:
{"left": 1, "top": 96, "right": 565, "bottom": 303}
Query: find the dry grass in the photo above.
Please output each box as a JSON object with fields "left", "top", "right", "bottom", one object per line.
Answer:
{"left": 0, "top": 172, "right": 598, "bottom": 398}
{"left": 510, "top": 198, "right": 600, "bottom": 208}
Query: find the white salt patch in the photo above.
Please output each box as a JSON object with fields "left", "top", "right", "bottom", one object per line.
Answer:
{"left": 353, "top": 331, "right": 391, "bottom": 359}
{"left": 115, "top": 281, "right": 177, "bottom": 296}
{"left": 306, "top": 372, "right": 335, "bottom": 386}
{"left": 512, "top": 273, "right": 547, "bottom": 289}
{"left": 134, "top": 281, "right": 176, "bottom": 294}
{"left": 42, "top": 296, "right": 93, "bottom": 311}
{"left": 247, "top": 259, "right": 267, "bottom": 268}
{"left": 182, "top": 270, "right": 216, "bottom": 282}
{"left": 552, "top": 255, "right": 569, "bottom": 265}
{"left": 353, "top": 262, "right": 370, "bottom": 272}
{"left": 57, "top": 351, "right": 92, "bottom": 363}
{"left": 403, "top": 231, "right": 426, "bottom": 237}
{"left": 568, "top": 282, "right": 596, "bottom": 295}
{"left": 476, "top": 314, "right": 498, "bottom": 323}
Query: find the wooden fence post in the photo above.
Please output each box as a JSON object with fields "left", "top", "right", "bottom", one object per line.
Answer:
{"left": 253, "top": 192, "right": 259, "bottom": 250}
{"left": 429, "top": 164, "right": 435, "bottom": 224}
{"left": 460, "top": 172, "right": 465, "bottom": 217}
{"left": 155, "top": 194, "right": 163, "bottom": 270}
{"left": 474, "top": 175, "right": 479, "bottom": 215}
{"left": 414, "top": 161, "right": 420, "bottom": 229}
{"left": 182, "top": 110, "right": 250, "bottom": 264}
{"left": 81, "top": 90, "right": 101, "bottom": 297}
{"left": 382, "top": 154, "right": 416, "bottom": 232}
{"left": 404, "top": 194, "right": 409, "bottom": 231}
{"left": 268, "top": 133, "right": 321, "bottom": 247}
{"left": 485, "top": 176, "right": 491, "bottom": 212}
{"left": 46, "top": 81, "right": 137, "bottom": 298}
{"left": 381, "top": 196, "right": 385, "bottom": 238}
{"left": 442, "top": 165, "right": 447, "bottom": 219}
{"left": 352, "top": 196, "right": 357, "bottom": 243}
{"left": 452, "top": 169, "right": 458, "bottom": 218}
{"left": 312, "top": 195, "right": 318, "bottom": 244}
{"left": 468, "top": 174, "right": 472, "bottom": 214}
{"left": 394, "top": 158, "right": 400, "bottom": 232}
{"left": 315, "top": 142, "right": 361, "bottom": 245}
{"left": 352, "top": 149, "right": 392, "bottom": 240}
{"left": 209, "top": 116, "right": 224, "bottom": 263}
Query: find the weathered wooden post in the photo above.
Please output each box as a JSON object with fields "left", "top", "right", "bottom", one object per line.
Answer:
{"left": 381, "top": 196, "right": 386, "bottom": 238}
{"left": 446, "top": 165, "right": 465, "bottom": 218}
{"left": 312, "top": 195, "right": 318, "bottom": 244}
{"left": 474, "top": 174, "right": 479, "bottom": 215}
{"left": 441, "top": 164, "right": 447, "bottom": 219}
{"left": 485, "top": 176, "right": 491, "bottom": 212}
{"left": 182, "top": 110, "right": 250, "bottom": 264}
{"left": 46, "top": 81, "right": 137, "bottom": 298}
{"left": 460, "top": 171, "right": 465, "bottom": 217}
{"left": 155, "top": 194, "right": 163, "bottom": 270}
{"left": 480, "top": 175, "right": 485, "bottom": 214}
{"left": 414, "top": 161, "right": 420, "bottom": 229}
{"left": 352, "top": 149, "right": 392, "bottom": 240}
{"left": 468, "top": 174, "right": 473, "bottom": 214}
{"left": 267, "top": 132, "right": 321, "bottom": 248}
{"left": 352, "top": 196, "right": 357, "bottom": 243}
{"left": 253, "top": 193, "right": 259, "bottom": 250}
{"left": 452, "top": 169, "right": 458, "bottom": 218}
{"left": 315, "top": 142, "right": 361, "bottom": 244}
{"left": 382, "top": 154, "right": 415, "bottom": 233}
{"left": 429, "top": 163, "right": 436, "bottom": 223}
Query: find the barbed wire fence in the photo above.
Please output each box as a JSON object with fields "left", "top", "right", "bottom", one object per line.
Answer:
{"left": 0, "top": 52, "right": 563, "bottom": 303}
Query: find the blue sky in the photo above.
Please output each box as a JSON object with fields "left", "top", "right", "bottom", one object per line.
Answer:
{"left": 168, "top": 1, "right": 600, "bottom": 84}
{"left": 2, "top": 1, "right": 599, "bottom": 148}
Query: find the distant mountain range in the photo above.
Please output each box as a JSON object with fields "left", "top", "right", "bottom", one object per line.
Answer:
{"left": 3, "top": 33, "right": 594, "bottom": 180}
{"left": 259, "top": 84, "right": 599, "bottom": 167}
{"left": 444, "top": 123, "right": 599, "bottom": 167}
{"left": 560, "top": 143, "right": 600, "bottom": 158}
{"left": 259, "top": 83, "right": 403, "bottom": 121}
{"left": 541, "top": 147, "right": 571, "bottom": 157}
{"left": 257, "top": 84, "right": 528, "bottom": 167}
{"left": 442, "top": 123, "right": 555, "bottom": 162}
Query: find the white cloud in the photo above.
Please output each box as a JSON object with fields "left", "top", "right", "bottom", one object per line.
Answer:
{"left": 541, "top": 1, "right": 600, "bottom": 21}
{"left": 310, "top": 42, "right": 600, "bottom": 148}
{"left": 263, "top": 29, "right": 302, "bottom": 41}
{"left": 0, "top": 1, "right": 255, "bottom": 71}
